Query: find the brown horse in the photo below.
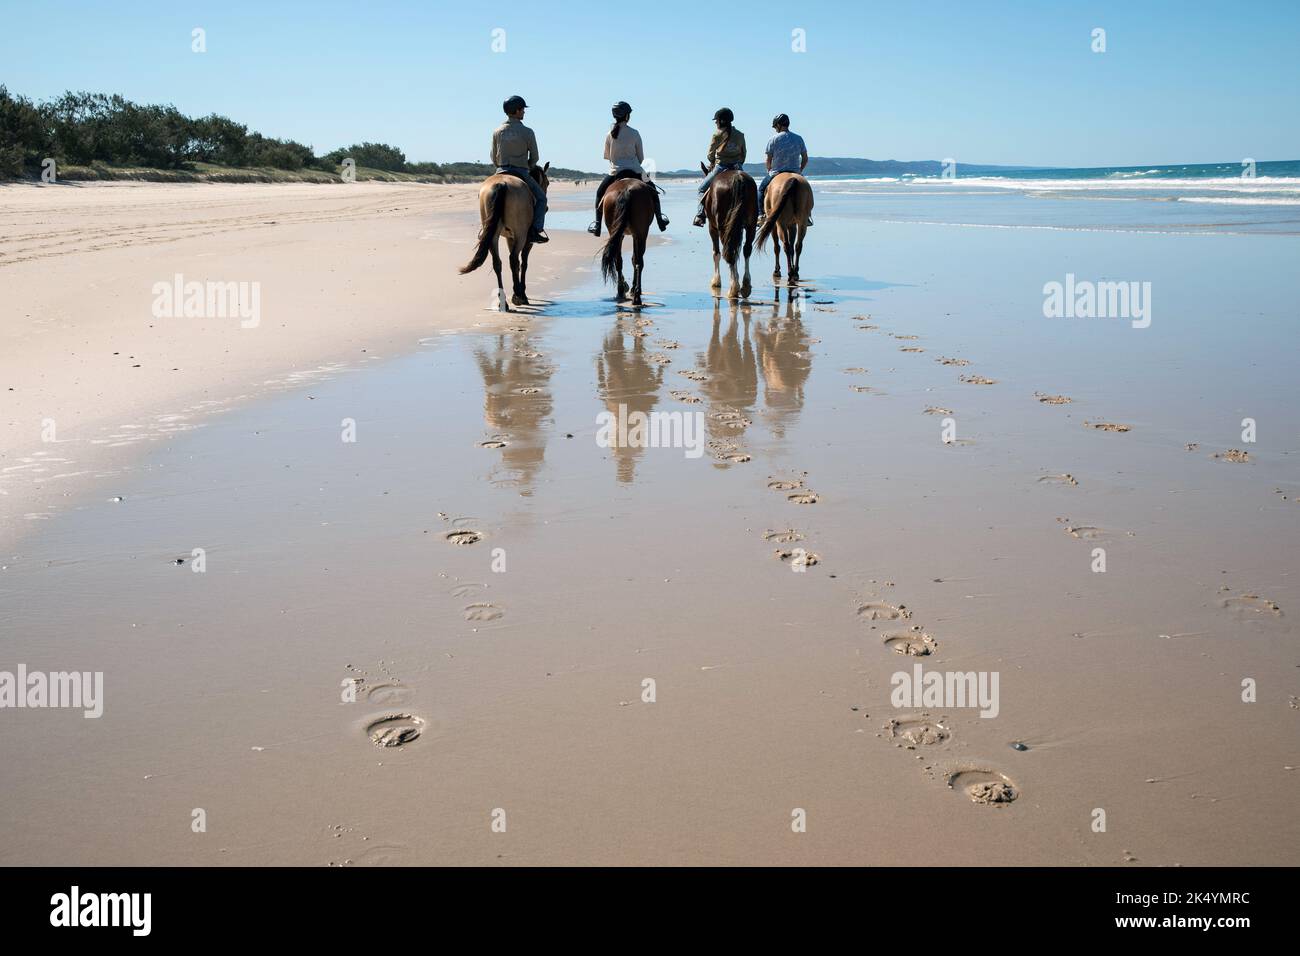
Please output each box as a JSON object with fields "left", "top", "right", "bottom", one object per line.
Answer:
{"left": 700, "top": 164, "right": 757, "bottom": 300}
{"left": 599, "top": 178, "right": 656, "bottom": 306}
{"left": 459, "top": 162, "right": 550, "bottom": 311}
{"left": 756, "top": 172, "right": 814, "bottom": 283}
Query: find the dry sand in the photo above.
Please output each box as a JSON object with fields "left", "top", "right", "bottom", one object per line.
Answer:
{"left": 0, "top": 180, "right": 587, "bottom": 543}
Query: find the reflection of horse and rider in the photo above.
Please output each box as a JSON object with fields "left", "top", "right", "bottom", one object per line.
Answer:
{"left": 461, "top": 96, "right": 816, "bottom": 305}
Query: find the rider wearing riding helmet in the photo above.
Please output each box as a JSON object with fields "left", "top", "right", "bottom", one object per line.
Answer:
{"left": 588, "top": 101, "right": 670, "bottom": 237}
{"left": 491, "top": 94, "right": 549, "bottom": 244}
{"left": 692, "top": 107, "right": 747, "bottom": 227}
{"left": 757, "top": 113, "right": 809, "bottom": 225}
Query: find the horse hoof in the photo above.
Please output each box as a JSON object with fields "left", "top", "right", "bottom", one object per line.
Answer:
{"left": 512, "top": 295, "right": 529, "bottom": 306}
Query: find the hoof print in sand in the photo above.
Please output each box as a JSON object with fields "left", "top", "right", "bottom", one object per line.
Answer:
{"left": 709, "top": 409, "right": 751, "bottom": 428}
{"left": 1218, "top": 589, "right": 1282, "bottom": 617}
{"left": 787, "top": 491, "right": 819, "bottom": 505}
{"left": 884, "top": 713, "right": 951, "bottom": 747}
{"left": 366, "top": 683, "right": 413, "bottom": 706}
{"left": 1062, "top": 524, "right": 1104, "bottom": 539}
{"left": 445, "top": 529, "right": 483, "bottom": 546}
{"left": 1035, "top": 393, "right": 1072, "bottom": 405}
{"left": 899, "top": 346, "right": 926, "bottom": 353}
{"left": 774, "top": 547, "right": 819, "bottom": 566}
{"left": 677, "top": 369, "right": 708, "bottom": 382}
{"left": 857, "top": 601, "right": 912, "bottom": 622}
{"left": 1038, "top": 473, "right": 1079, "bottom": 486}
{"left": 366, "top": 714, "right": 425, "bottom": 748}
{"left": 1084, "top": 421, "right": 1131, "bottom": 432}
{"left": 763, "top": 528, "right": 804, "bottom": 544}
{"left": 1213, "top": 449, "right": 1250, "bottom": 463}
{"left": 669, "top": 390, "right": 702, "bottom": 404}
{"left": 477, "top": 436, "right": 509, "bottom": 449}
{"left": 883, "top": 627, "right": 937, "bottom": 656}
{"left": 946, "top": 767, "right": 1019, "bottom": 805}
{"left": 923, "top": 406, "right": 954, "bottom": 416}
{"left": 959, "top": 374, "right": 997, "bottom": 385}
{"left": 463, "top": 602, "right": 504, "bottom": 622}
{"left": 767, "top": 477, "right": 805, "bottom": 491}
{"left": 937, "top": 357, "right": 971, "bottom": 367}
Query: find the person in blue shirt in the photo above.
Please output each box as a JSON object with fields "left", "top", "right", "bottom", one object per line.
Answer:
{"left": 757, "top": 114, "right": 808, "bottom": 225}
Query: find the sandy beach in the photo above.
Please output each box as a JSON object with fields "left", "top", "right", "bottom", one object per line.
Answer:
{"left": 0, "top": 180, "right": 587, "bottom": 542}
{"left": 1, "top": 178, "right": 1296, "bottom": 867}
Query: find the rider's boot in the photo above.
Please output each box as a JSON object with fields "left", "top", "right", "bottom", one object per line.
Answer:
{"left": 529, "top": 228, "right": 549, "bottom": 244}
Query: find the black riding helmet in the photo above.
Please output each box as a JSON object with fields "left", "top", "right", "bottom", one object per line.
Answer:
{"left": 612, "top": 101, "right": 632, "bottom": 120}
{"left": 772, "top": 113, "right": 790, "bottom": 129}
{"left": 502, "top": 95, "right": 528, "bottom": 114}
{"left": 713, "top": 107, "right": 734, "bottom": 124}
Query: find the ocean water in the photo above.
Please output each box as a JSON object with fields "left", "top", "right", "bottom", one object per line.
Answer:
{"left": 807, "top": 159, "right": 1300, "bottom": 235}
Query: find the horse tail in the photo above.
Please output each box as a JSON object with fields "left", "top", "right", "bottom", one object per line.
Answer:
{"left": 719, "top": 175, "right": 748, "bottom": 266}
{"left": 459, "top": 181, "right": 507, "bottom": 274}
{"left": 600, "top": 186, "right": 633, "bottom": 284}
{"left": 757, "top": 179, "right": 794, "bottom": 252}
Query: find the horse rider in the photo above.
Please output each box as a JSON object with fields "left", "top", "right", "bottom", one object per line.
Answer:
{"left": 491, "top": 94, "right": 549, "bottom": 244}
{"left": 692, "top": 107, "right": 747, "bottom": 227}
{"left": 588, "top": 101, "right": 670, "bottom": 237}
{"left": 757, "top": 113, "right": 810, "bottom": 226}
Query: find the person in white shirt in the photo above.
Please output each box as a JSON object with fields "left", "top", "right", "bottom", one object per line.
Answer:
{"left": 588, "top": 101, "right": 669, "bottom": 237}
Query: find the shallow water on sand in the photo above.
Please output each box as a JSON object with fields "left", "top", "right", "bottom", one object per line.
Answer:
{"left": 1, "top": 185, "right": 1297, "bottom": 865}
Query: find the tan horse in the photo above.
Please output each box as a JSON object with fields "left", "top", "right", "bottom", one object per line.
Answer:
{"left": 700, "top": 164, "right": 757, "bottom": 300}
{"left": 459, "top": 162, "right": 550, "bottom": 311}
{"left": 756, "top": 172, "right": 813, "bottom": 283}
{"left": 599, "top": 178, "right": 656, "bottom": 306}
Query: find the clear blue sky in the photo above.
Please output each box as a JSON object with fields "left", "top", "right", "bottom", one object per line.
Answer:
{"left": 3, "top": 0, "right": 1297, "bottom": 171}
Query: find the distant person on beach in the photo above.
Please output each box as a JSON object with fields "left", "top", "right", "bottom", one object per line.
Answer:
{"left": 588, "top": 101, "right": 670, "bottom": 237}
{"left": 491, "top": 94, "right": 549, "bottom": 243}
{"left": 757, "top": 113, "right": 809, "bottom": 226}
{"left": 692, "top": 108, "right": 747, "bottom": 227}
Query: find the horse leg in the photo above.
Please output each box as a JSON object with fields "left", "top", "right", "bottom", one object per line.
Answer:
{"left": 517, "top": 241, "right": 532, "bottom": 305}
{"left": 792, "top": 222, "right": 806, "bottom": 283}
{"left": 508, "top": 241, "right": 524, "bottom": 306}
{"left": 489, "top": 236, "right": 508, "bottom": 312}
{"left": 740, "top": 224, "right": 754, "bottom": 300}
{"left": 631, "top": 229, "right": 646, "bottom": 307}
{"left": 615, "top": 234, "right": 628, "bottom": 301}
{"left": 709, "top": 225, "right": 722, "bottom": 293}
{"left": 771, "top": 230, "right": 782, "bottom": 280}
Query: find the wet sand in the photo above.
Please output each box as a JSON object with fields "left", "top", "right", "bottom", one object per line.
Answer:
{"left": 0, "top": 180, "right": 587, "bottom": 544}
{"left": 1, "top": 183, "right": 1296, "bottom": 866}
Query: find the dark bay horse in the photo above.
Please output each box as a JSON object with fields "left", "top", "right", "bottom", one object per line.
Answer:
{"left": 460, "top": 162, "right": 550, "bottom": 311}
{"left": 757, "top": 172, "right": 814, "bottom": 283}
{"left": 700, "top": 163, "right": 757, "bottom": 300}
{"left": 599, "top": 178, "right": 656, "bottom": 306}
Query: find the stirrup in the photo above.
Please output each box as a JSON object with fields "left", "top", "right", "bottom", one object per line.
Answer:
{"left": 587, "top": 221, "right": 601, "bottom": 236}
{"left": 529, "top": 229, "right": 549, "bottom": 244}
{"left": 692, "top": 213, "right": 706, "bottom": 227}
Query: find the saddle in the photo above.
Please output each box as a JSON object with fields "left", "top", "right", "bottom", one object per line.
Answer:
{"left": 612, "top": 168, "right": 663, "bottom": 195}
